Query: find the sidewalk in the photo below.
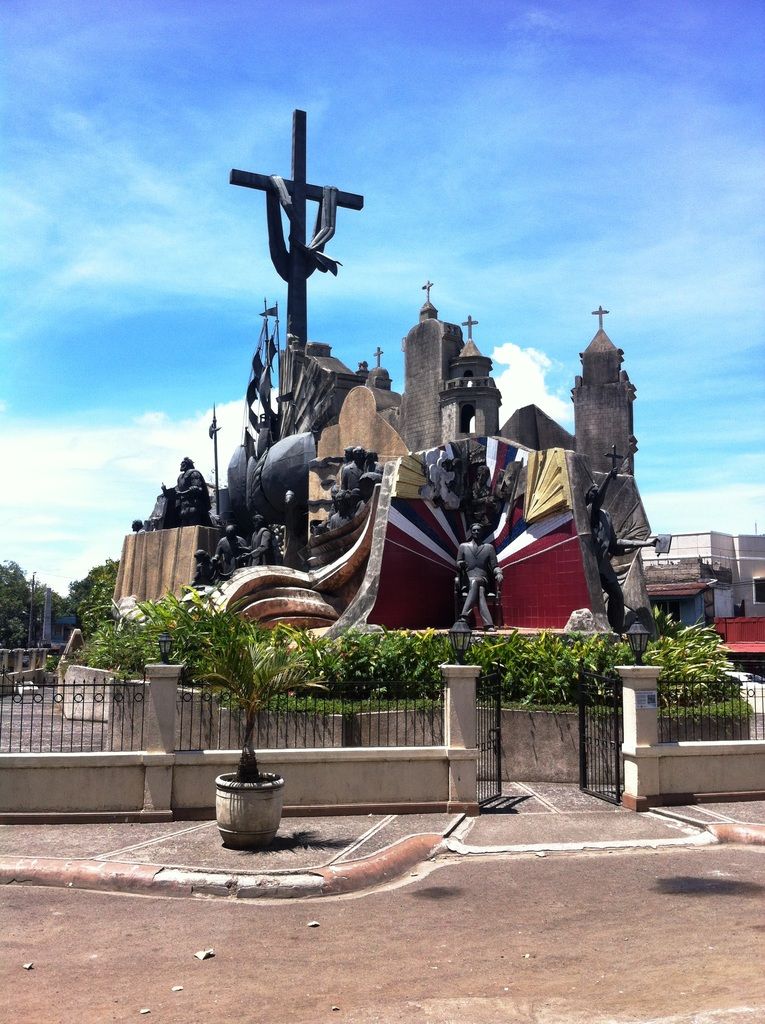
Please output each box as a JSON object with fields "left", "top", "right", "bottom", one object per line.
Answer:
{"left": 2, "top": 784, "right": 764, "bottom": 901}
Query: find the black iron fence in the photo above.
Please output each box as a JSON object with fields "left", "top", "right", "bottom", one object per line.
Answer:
{"left": 0, "top": 672, "right": 146, "bottom": 753}
{"left": 658, "top": 669, "right": 765, "bottom": 743}
{"left": 176, "top": 683, "right": 445, "bottom": 752}
{"left": 476, "top": 667, "right": 502, "bottom": 806}
{"left": 578, "top": 667, "right": 623, "bottom": 804}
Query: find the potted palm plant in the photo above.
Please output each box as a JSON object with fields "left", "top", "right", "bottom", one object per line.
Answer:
{"left": 196, "top": 612, "right": 323, "bottom": 849}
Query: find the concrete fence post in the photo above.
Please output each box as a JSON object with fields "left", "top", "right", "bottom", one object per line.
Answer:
{"left": 618, "top": 664, "right": 661, "bottom": 812}
{"left": 441, "top": 663, "right": 479, "bottom": 812}
{"left": 142, "top": 663, "right": 182, "bottom": 817}
{"left": 144, "top": 663, "right": 182, "bottom": 754}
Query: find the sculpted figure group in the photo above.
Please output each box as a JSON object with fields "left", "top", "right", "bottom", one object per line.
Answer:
{"left": 311, "top": 445, "right": 383, "bottom": 537}
{"left": 192, "top": 516, "right": 284, "bottom": 588}
{"left": 146, "top": 448, "right": 659, "bottom": 637}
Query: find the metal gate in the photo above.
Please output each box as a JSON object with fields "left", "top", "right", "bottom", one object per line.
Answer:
{"left": 476, "top": 667, "right": 502, "bottom": 805}
{"left": 578, "top": 666, "right": 623, "bottom": 804}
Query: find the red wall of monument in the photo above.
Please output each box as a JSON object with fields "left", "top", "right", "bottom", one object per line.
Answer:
{"left": 499, "top": 520, "right": 591, "bottom": 629}
{"left": 369, "top": 514, "right": 592, "bottom": 630}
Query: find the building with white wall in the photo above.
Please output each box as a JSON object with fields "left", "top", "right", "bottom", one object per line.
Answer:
{"left": 642, "top": 532, "right": 765, "bottom": 626}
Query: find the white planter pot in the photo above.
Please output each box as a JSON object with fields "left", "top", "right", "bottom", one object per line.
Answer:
{"left": 215, "top": 772, "right": 285, "bottom": 849}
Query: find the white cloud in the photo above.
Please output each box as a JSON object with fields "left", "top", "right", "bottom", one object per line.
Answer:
{"left": 0, "top": 398, "right": 247, "bottom": 591}
{"left": 490, "top": 342, "right": 572, "bottom": 426}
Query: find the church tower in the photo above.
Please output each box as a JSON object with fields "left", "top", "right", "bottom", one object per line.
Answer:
{"left": 398, "top": 294, "right": 501, "bottom": 452}
{"left": 439, "top": 320, "right": 501, "bottom": 441}
{"left": 572, "top": 307, "right": 637, "bottom": 474}
{"left": 398, "top": 294, "right": 463, "bottom": 452}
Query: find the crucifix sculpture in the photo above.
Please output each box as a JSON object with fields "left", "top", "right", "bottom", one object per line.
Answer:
{"left": 462, "top": 315, "right": 478, "bottom": 342}
{"left": 373, "top": 346, "right": 383, "bottom": 368}
{"left": 604, "top": 444, "right": 625, "bottom": 472}
{"left": 230, "top": 110, "right": 364, "bottom": 347}
{"left": 422, "top": 280, "right": 434, "bottom": 303}
{"left": 591, "top": 305, "right": 609, "bottom": 330}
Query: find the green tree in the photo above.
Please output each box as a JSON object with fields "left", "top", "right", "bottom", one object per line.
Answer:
{"left": 68, "top": 559, "right": 120, "bottom": 638}
{"left": 0, "top": 561, "right": 34, "bottom": 648}
{"left": 0, "top": 561, "right": 67, "bottom": 648}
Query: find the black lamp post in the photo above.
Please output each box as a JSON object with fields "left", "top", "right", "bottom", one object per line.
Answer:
{"left": 158, "top": 632, "right": 173, "bottom": 665}
{"left": 448, "top": 619, "right": 473, "bottom": 665}
{"left": 626, "top": 621, "right": 650, "bottom": 666}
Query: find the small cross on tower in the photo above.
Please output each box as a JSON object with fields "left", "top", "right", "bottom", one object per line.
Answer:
{"left": 462, "top": 315, "right": 478, "bottom": 342}
{"left": 422, "top": 280, "right": 434, "bottom": 303}
{"left": 591, "top": 305, "right": 609, "bottom": 331}
{"left": 373, "top": 346, "right": 383, "bottom": 368}
{"left": 604, "top": 444, "right": 625, "bottom": 472}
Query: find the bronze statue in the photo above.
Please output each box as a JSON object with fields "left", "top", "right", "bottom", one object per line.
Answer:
{"left": 230, "top": 110, "right": 363, "bottom": 349}
{"left": 359, "top": 450, "right": 383, "bottom": 501}
{"left": 326, "top": 489, "right": 362, "bottom": 532}
{"left": 163, "top": 457, "right": 212, "bottom": 528}
{"left": 340, "top": 446, "right": 366, "bottom": 493}
{"left": 456, "top": 523, "right": 503, "bottom": 631}
{"left": 249, "top": 514, "right": 281, "bottom": 566}
{"left": 586, "top": 466, "right": 657, "bottom": 633}
{"left": 131, "top": 519, "right": 145, "bottom": 534}
{"left": 192, "top": 549, "right": 217, "bottom": 587}
{"left": 215, "top": 525, "right": 251, "bottom": 578}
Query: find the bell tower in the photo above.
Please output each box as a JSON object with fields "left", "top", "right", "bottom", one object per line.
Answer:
{"left": 439, "top": 315, "right": 501, "bottom": 440}
{"left": 572, "top": 307, "right": 637, "bottom": 474}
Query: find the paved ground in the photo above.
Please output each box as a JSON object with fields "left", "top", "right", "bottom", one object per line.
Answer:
{"left": 0, "top": 784, "right": 717, "bottom": 883}
{"left": 3, "top": 844, "right": 764, "bottom": 1023}
{"left": 3, "top": 784, "right": 763, "bottom": 902}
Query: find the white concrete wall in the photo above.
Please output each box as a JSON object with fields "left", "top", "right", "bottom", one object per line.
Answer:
{"left": 0, "top": 746, "right": 475, "bottom": 821}
{"left": 620, "top": 665, "right": 765, "bottom": 809}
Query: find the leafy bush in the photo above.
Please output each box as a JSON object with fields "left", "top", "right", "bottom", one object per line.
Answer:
{"left": 644, "top": 622, "right": 730, "bottom": 683}
{"left": 75, "top": 596, "right": 734, "bottom": 712}
{"left": 273, "top": 626, "right": 449, "bottom": 698}
{"left": 467, "top": 631, "right": 627, "bottom": 708}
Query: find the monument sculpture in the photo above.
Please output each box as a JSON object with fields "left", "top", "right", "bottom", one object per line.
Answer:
{"left": 455, "top": 522, "right": 504, "bottom": 631}
{"left": 249, "top": 514, "right": 281, "bottom": 567}
{"left": 113, "top": 106, "right": 663, "bottom": 639}
{"left": 163, "top": 457, "right": 212, "bottom": 528}
{"left": 215, "top": 525, "right": 251, "bottom": 579}
{"left": 192, "top": 549, "right": 218, "bottom": 588}
{"left": 585, "top": 448, "right": 659, "bottom": 633}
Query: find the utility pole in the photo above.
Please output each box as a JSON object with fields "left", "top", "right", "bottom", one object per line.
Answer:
{"left": 27, "top": 573, "right": 36, "bottom": 648}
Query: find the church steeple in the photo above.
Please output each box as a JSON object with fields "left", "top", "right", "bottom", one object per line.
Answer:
{"left": 440, "top": 317, "right": 501, "bottom": 440}
{"left": 572, "top": 308, "right": 637, "bottom": 474}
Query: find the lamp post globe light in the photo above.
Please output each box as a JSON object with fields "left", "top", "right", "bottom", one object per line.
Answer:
{"left": 626, "top": 621, "right": 650, "bottom": 665}
{"left": 448, "top": 619, "right": 473, "bottom": 665}
{"left": 158, "top": 631, "right": 173, "bottom": 665}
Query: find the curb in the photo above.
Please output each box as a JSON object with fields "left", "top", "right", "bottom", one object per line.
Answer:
{"left": 0, "top": 833, "right": 446, "bottom": 901}
{"left": 705, "top": 823, "right": 765, "bottom": 846}
{"left": 316, "top": 833, "right": 445, "bottom": 895}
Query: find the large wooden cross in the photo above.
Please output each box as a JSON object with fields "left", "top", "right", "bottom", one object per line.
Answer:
{"left": 230, "top": 110, "right": 364, "bottom": 347}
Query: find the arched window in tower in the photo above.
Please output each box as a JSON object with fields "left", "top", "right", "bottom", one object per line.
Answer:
{"left": 460, "top": 403, "right": 475, "bottom": 434}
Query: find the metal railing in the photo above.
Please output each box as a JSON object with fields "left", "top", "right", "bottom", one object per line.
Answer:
{"left": 657, "top": 671, "right": 765, "bottom": 743}
{"left": 0, "top": 672, "right": 146, "bottom": 753}
{"left": 176, "top": 683, "right": 445, "bottom": 752}
{"left": 577, "top": 667, "right": 623, "bottom": 804}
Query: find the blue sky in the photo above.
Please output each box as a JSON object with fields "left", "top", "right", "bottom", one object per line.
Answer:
{"left": 2, "top": 0, "right": 763, "bottom": 593}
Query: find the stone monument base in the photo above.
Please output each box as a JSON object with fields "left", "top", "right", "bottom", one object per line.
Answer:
{"left": 114, "top": 526, "right": 220, "bottom": 604}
